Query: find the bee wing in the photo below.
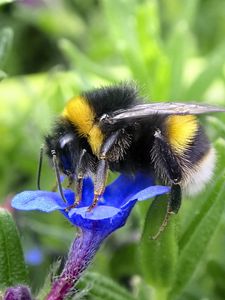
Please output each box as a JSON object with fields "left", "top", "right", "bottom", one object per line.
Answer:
{"left": 109, "top": 102, "right": 225, "bottom": 123}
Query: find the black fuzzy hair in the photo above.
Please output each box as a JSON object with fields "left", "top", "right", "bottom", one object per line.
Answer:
{"left": 83, "top": 83, "right": 142, "bottom": 118}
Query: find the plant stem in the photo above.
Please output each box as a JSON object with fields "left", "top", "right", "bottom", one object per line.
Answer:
{"left": 46, "top": 229, "right": 106, "bottom": 300}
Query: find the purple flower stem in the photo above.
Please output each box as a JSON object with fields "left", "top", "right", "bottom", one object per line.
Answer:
{"left": 46, "top": 228, "right": 108, "bottom": 300}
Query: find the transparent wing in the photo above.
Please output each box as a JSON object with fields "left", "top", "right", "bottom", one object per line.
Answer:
{"left": 108, "top": 102, "right": 225, "bottom": 123}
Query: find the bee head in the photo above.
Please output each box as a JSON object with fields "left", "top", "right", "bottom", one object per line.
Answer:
{"left": 44, "top": 118, "right": 81, "bottom": 176}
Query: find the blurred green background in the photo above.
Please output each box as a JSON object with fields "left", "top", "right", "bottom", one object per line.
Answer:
{"left": 0, "top": 0, "right": 225, "bottom": 299}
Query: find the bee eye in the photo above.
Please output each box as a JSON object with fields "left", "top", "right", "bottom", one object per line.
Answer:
{"left": 59, "top": 134, "right": 74, "bottom": 149}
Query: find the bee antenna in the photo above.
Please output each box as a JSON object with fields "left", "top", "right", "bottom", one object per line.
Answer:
{"left": 51, "top": 150, "right": 67, "bottom": 204}
{"left": 37, "top": 146, "right": 44, "bottom": 190}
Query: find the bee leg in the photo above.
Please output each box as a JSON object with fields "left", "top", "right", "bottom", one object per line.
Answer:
{"left": 87, "top": 132, "right": 121, "bottom": 211}
{"left": 74, "top": 173, "right": 84, "bottom": 205}
{"left": 74, "top": 149, "right": 87, "bottom": 203}
{"left": 87, "top": 159, "right": 109, "bottom": 211}
{"left": 51, "top": 182, "right": 58, "bottom": 192}
{"left": 151, "top": 130, "right": 183, "bottom": 239}
{"left": 66, "top": 173, "right": 74, "bottom": 189}
{"left": 87, "top": 130, "right": 121, "bottom": 211}
{"left": 65, "top": 149, "right": 87, "bottom": 211}
{"left": 150, "top": 207, "right": 170, "bottom": 240}
{"left": 65, "top": 174, "right": 85, "bottom": 212}
{"left": 153, "top": 129, "right": 182, "bottom": 184}
{"left": 151, "top": 184, "right": 181, "bottom": 240}
{"left": 37, "top": 146, "right": 44, "bottom": 190}
{"left": 99, "top": 130, "right": 121, "bottom": 160}
{"left": 168, "top": 183, "right": 182, "bottom": 214}
{"left": 51, "top": 150, "right": 67, "bottom": 203}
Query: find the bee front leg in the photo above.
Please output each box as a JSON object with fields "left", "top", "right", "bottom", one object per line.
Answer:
{"left": 87, "top": 159, "right": 109, "bottom": 211}
{"left": 74, "top": 149, "right": 87, "bottom": 205}
{"left": 73, "top": 172, "right": 85, "bottom": 206}
{"left": 87, "top": 131, "right": 121, "bottom": 211}
{"left": 65, "top": 149, "right": 87, "bottom": 211}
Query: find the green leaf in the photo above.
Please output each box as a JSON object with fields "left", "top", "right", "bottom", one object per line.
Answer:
{"left": 0, "top": 69, "right": 7, "bottom": 81}
{"left": 58, "top": 39, "right": 118, "bottom": 83}
{"left": 207, "top": 260, "right": 225, "bottom": 292}
{"left": 183, "top": 0, "right": 201, "bottom": 26}
{"left": 133, "top": 279, "right": 153, "bottom": 300}
{"left": 139, "top": 195, "right": 178, "bottom": 292}
{"left": 179, "top": 138, "right": 225, "bottom": 251}
{"left": 0, "top": 208, "right": 28, "bottom": 288}
{"left": 167, "top": 22, "right": 192, "bottom": 99}
{"left": 79, "top": 272, "right": 136, "bottom": 300}
{"left": 169, "top": 139, "right": 225, "bottom": 298}
{"left": 184, "top": 42, "right": 225, "bottom": 100}
{"left": 109, "top": 242, "right": 140, "bottom": 280}
{"left": 0, "top": 0, "right": 15, "bottom": 5}
{"left": 0, "top": 28, "right": 13, "bottom": 68}
{"left": 101, "top": 0, "right": 150, "bottom": 86}
{"left": 136, "top": 1, "right": 171, "bottom": 99}
{"left": 207, "top": 116, "right": 225, "bottom": 137}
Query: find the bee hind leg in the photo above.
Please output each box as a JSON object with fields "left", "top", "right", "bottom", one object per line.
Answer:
{"left": 151, "top": 184, "right": 182, "bottom": 240}
{"left": 168, "top": 183, "right": 182, "bottom": 214}
{"left": 151, "top": 129, "right": 183, "bottom": 239}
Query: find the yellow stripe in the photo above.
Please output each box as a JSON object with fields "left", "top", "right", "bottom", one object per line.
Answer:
{"left": 166, "top": 115, "right": 198, "bottom": 154}
{"left": 89, "top": 125, "right": 104, "bottom": 155}
{"left": 63, "top": 96, "right": 94, "bottom": 136}
{"left": 62, "top": 96, "right": 103, "bottom": 155}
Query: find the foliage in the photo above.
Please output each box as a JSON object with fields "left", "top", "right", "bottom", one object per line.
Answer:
{"left": 0, "top": 208, "right": 28, "bottom": 289}
{"left": 0, "top": 0, "right": 225, "bottom": 299}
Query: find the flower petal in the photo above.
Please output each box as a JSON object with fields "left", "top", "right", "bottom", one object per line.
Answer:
{"left": 79, "top": 178, "right": 94, "bottom": 206}
{"left": 103, "top": 173, "right": 154, "bottom": 207}
{"left": 12, "top": 191, "right": 67, "bottom": 212}
{"left": 63, "top": 199, "right": 137, "bottom": 232}
{"left": 129, "top": 185, "right": 171, "bottom": 202}
{"left": 68, "top": 206, "right": 120, "bottom": 220}
{"left": 11, "top": 179, "right": 94, "bottom": 212}
{"left": 11, "top": 173, "right": 170, "bottom": 234}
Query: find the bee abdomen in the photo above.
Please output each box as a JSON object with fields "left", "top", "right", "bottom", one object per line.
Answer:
{"left": 181, "top": 146, "right": 216, "bottom": 196}
{"left": 179, "top": 124, "right": 216, "bottom": 195}
{"left": 152, "top": 119, "right": 216, "bottom": 196}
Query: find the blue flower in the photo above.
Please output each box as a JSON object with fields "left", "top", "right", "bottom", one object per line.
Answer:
{"left": 12, "top": 173, "right": 170, "bottom": 235}
{"left": 12, "top": 173, "right": 170, "bottom": 300}
{"left": 25, "top": 247, "right": 44, "bottom": 266}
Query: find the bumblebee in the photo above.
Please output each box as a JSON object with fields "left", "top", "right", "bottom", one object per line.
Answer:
{"left": 39, "top": 84, "right": 224, "bottom": 234}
